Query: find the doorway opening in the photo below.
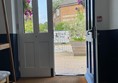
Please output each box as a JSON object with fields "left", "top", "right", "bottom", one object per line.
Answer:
{"left": 53, "top": 0, "right": 86, "bottom": 75}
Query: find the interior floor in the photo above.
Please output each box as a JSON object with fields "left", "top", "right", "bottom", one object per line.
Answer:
{"left": 16, "top": 76, "right": 87, "bottom": 83}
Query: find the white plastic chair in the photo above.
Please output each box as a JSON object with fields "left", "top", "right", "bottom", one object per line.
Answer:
{"left": 0, "top": 71, "right": 10, "bottom": 83}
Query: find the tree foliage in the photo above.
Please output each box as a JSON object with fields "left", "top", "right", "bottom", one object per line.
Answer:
{"left": 55, "top": 11, "right": 85, "bottom": 41}
{"left": 25, "top": 20, "right": 48, "bottom": 33}
{"left": 25, "top": 20, "right": 33, "bottom": 33}
{"left": 53, "top": 0, "right": 64, "bottom": 10}
{"left": 69, "top": 11, "right": 86, "bottom": 40}
{"left": 39, "top": 22, "right": 48, "bottom": 32}
{"left": 55, "top": 22, "right": 69, "bottom": 31}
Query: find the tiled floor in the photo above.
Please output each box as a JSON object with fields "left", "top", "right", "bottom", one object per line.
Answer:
{"left": 55, "top": 51, "right": 86, "bottom": 75}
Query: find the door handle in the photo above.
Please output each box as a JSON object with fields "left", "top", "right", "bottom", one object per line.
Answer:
{"left": 87, "top": 29, "right": 92, "bottom": 35}
{"left": 87, "top": 26, "right": 96, "bottom": 39}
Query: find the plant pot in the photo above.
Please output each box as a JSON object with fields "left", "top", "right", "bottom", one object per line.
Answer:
{"left": 71, "top": 41, "right": 86, "bottom": 56}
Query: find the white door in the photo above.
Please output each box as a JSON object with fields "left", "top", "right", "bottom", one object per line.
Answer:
{"left": 18, "top": 0, "right": 54, "bottom": 77}
{"left": 85, "top": 0, "right": 98, "bottom": 83}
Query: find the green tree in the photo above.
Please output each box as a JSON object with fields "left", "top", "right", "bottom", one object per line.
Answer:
{"left": 54, "top": 11, "right": 85, "bottom": 41}
{"left": 25, "top": 20, "right": 48, "bottom": 33}
{"left": 55, "top": 22, "right": 69, "bottom": 31}
{"left": 53, "top": 0, "right": 64, "bottom": 10}
{"left": 25, "top": 20, "right": 33, "bottom": 33}
{"left": 39, "top": 22, "right": 48, "bottom": 32}
{"left": 69, "top": 11, "right": 86, "bottom": 41}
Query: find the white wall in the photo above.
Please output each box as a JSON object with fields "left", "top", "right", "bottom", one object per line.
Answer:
{"left": 109, "top": 0, "right": 118, "bottom": 29}
{"left": 95, "top": 0, "right": 110, "bottom": 30}
{"left": 0, "top": 0, "right": 6, "bottom": 33}
{"left": 0, "top": 0, "right": 17, "bottom": 34}
{"left": 11, "top": 0, "right": 17, "bottom": 33}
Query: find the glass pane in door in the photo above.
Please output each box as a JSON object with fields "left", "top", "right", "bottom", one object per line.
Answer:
{"left": 38, "top": 0, "right": 48, "bottom": 33}
{"left": 24, "top": 0, "right": 34, "bottom": 33}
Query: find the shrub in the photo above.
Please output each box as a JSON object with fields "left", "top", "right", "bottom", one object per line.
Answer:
{"left": 55, "top": 22, "right": 69, "bottom": 31}
{"left": 72, "top": 36, "right": 86, "bottom": 42}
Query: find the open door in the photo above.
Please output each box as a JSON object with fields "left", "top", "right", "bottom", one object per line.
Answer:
{"left": 85, "top": 0, "right": 98, "bottom": 83}
{"left": 18, "top": 0, "right": 54, "bottom": 77}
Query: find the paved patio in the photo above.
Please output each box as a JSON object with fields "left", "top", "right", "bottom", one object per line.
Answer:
{"left": 54, "top": 44, "right": 86, "bottom": 75}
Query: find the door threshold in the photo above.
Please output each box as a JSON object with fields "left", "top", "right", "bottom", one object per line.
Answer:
{"left": 56, "top": 74, "right": 85, "bottom": 76}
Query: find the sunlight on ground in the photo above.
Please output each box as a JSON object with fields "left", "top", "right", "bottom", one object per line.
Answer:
{"left": 55, "top": 44, "right": 86, "bottom": 75}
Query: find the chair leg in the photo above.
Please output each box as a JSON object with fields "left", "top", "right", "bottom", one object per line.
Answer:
{"left": 6, "top": 77, "right": 9, "bottom": 83}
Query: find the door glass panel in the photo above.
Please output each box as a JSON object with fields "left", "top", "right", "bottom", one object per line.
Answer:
{"left": 38, "top": 0, "right": 48, "bottom": 33}
{"left": 86, "top": 0, "right": 89, "bottom": 30}
{"left": 86, "top": 41, "right": 89, "bottom": 68}
{"left": 89, "top": 0, "right": 91, "bottom": 30}
{"left": 89, "top": 42, "right": 92, "bottom": 73}
{"left": 91, "top": 43, "right": 94, "bottom": 74}
{"left": 24, "top": 0, "right": 34, "bottom": 33}
{"left": 91, "top": 0, "right": 93, "bottom": 28}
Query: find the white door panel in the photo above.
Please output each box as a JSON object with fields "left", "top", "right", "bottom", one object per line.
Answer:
{"left": 21, "top": 68, "right": 51, "bottom": 77}
{"left": 38, "top": 33, "right": 50, "bottom": 41}
{"left": 38, "top": 42, "right": 50, "bottom": 67}
{"left": 18, "top": 0, "right": 54, "bottom": 77}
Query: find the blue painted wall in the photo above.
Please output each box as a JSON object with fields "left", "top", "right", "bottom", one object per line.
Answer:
{"left": 0, "top": 34, "right": 20, "bottom": 81}
{"left": 98, "top": 30, "right": 118, "bottom": 83}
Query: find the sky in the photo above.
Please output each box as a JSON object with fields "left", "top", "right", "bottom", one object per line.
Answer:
{"left": 38, "top": 0, "right": 48, "bottom": 24}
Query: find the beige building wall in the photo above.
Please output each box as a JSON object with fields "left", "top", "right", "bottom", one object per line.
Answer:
{"left": 53, "top": 4, "right": 84, "bottom": 25}
{"left": 60, "top": 4, "right": 84, "bottom": 22}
